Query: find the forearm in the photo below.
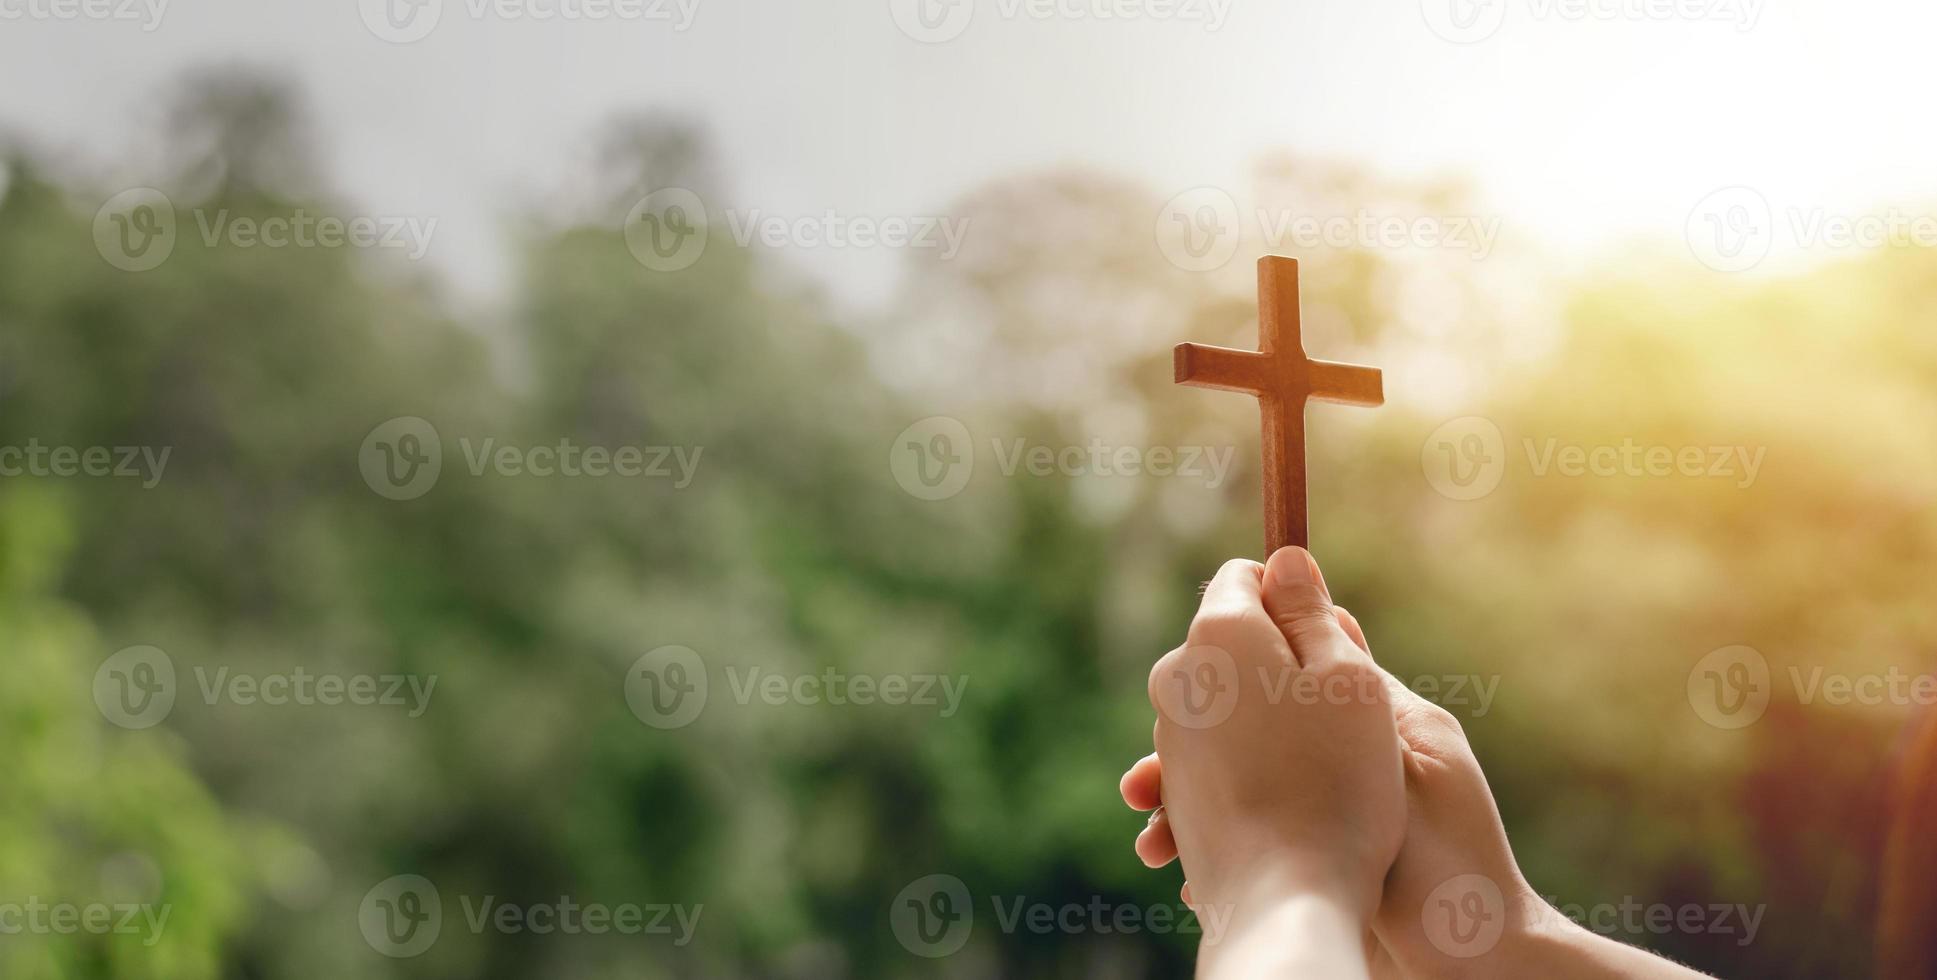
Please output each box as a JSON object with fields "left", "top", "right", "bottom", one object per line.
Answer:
{"left": 1383, "top": 885, "right": 1714, "bottom": 980}
{"left": 1399, "top": 899, "right": 1714, "bottom": 980}
{"left": 1504, "top": 915, "right": 1716, "bottom": 980}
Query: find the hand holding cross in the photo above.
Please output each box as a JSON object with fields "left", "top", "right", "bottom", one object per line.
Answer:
{"left": 1174, "top": 256, "right": 1384, "bottom": 554}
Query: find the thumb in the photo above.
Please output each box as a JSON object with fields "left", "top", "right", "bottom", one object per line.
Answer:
{"left": 1261, "top": 546, "right": 1355, "bottom": 668}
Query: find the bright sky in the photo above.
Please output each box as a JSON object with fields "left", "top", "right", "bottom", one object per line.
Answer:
{"left": 4, "top": 0, "right": 1934, "bottom": 309}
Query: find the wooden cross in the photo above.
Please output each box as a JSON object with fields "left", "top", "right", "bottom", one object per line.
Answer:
{"left": 1174, "top": 256, "right": 1384, "bottom": 555}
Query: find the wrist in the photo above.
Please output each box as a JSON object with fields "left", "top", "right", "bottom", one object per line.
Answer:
{"left": 1201, "top": 845, "right": 1382, "bottom": 923}
{"left": 1383, "top": 874, "right": 1564, "bottom": 980}
{"left": 1467, "top": 896, "right": 1581, "bottom": 977}
{"left": 1196, "top": 866, "right": 1373, "bottom": 979}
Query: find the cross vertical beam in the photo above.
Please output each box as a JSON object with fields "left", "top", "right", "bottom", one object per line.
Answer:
{"left": 1174, "top": 256, "right": 1384, "bottom": 555}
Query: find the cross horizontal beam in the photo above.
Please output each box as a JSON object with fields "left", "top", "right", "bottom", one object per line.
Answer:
{"left": 1176, "top": 346, "right": 1384, "bottom": 407}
